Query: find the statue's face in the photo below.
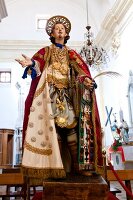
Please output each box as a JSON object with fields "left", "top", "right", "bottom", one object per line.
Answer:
{"left": 51, "top": 23, "right": 67, "bottom": 40}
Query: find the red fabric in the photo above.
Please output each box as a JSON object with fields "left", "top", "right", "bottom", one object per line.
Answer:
{"left": 69, "top": 49, "right": 91, "bottom": 77}
{"left": 32, "top": 191, "right": 119, "bottom": 200}
{"left": 32, "top": 192, "right": 43, "bottom": 200}
{"left": 107, "top": 192, "right": 119, "bottom": 200}
{"left": 109, "top": 162, "right": 133, "bottom": 198}
{"left": 108, "top": 146, "right": 125, "bottom": 162}
{"left": 32, "top": 48, "right": 46, "bottom": 72}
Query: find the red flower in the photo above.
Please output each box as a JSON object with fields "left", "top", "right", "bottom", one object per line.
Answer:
{"left": 111, "top": 139, "right": 122, "bottom": 151}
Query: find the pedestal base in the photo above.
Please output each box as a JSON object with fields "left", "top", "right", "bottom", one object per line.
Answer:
{"left": 43, "top": 174, "right": 108, "bottom": 200}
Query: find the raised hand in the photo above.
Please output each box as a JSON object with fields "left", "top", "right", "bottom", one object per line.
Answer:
{"left": 15, "top": 54, "right": 32, "bottom": 67}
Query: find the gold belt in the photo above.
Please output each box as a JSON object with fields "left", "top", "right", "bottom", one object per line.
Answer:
{"left": 47, "top": 75, "right": 68, "bottom": 89}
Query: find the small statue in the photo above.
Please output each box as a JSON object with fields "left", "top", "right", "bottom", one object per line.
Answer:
{"left": 111, "top": 119, "right": 122, "bottom": 142}
{"left": 120, "top": 119, "right": 129, "bottom": 144}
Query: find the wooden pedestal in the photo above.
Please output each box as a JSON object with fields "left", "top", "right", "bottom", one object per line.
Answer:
{"left": 43, "top": 174, "right": 108, "bottom": 200}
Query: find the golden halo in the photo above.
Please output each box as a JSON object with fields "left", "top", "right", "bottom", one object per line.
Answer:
{"left": 46, "top": 15, "right": 71, "bottom": 36}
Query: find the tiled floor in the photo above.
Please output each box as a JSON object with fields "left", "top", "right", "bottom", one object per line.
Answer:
{"left": 110, "top": 180, "right": 133, "bottom": 200}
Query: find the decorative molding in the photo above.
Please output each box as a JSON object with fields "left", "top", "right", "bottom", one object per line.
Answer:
{"left": 5, "top": 0, "right": 18, "bottom": 5}
{"left": 0, "top": 40, "right": 50, "bottom": 50}
{"left": 1, "top": 0, "right": 133, "bottom": 61}
{"left": 0, "top": 40, "right": 83, "bottom": 62}
{"left": 95, "top": 0, "right": 133, "bottom": 49}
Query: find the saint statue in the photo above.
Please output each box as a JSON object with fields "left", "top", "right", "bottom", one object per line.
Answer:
{"left": 16, "top": 15, "right": 103, "bottom": 182}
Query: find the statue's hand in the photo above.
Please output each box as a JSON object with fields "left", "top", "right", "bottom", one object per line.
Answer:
{"left": 15, "top": 54, "right": 32, "bottom": 67}
{"left": 84, "top": 77, "right": 97, "bottom": 91}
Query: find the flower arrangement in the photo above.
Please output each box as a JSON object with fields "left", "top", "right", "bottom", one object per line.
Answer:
{"left": 111, "top": 139, "right": 122, "bottom": 151}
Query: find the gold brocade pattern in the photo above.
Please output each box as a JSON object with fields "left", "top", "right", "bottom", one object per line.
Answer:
{"left": 47, "top": 74, "right": 68, "bottom": 89}
{"left": 46, "top": 45, "right": 70, "bottom": 88}
{"left": 21, "top": 166, "right": 66, "bottom": 180}
{"left": 50, "top": 44, "right": 69, "bottom": 64}
{"left": 24, "top": 141, "right": 52, "bottom": 155}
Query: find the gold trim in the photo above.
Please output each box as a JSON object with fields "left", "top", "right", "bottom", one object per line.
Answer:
{"left": 50, "top": 44, "right": 69, "bottom": 65}
{"left": 65, "top": 119, "right": 77, "bottom": 129}
{"left": 33, "top": 46, "right": 51, "bottom": 99}
{"left": 24, "top": 141, "right": 52, "bottom": 155}
{"left": 46, "top": 15, "right": 71, "bottom": 36}
{"left": 21, "top": 165, "right": 66, "bottom": 180}
{"left": 92, "top": 93, "right": 98, "bottom": 172}
{"left": 34, "top": 81, "right": 46, "bottom": 99}
{"left": 47, "top": 74, "right": 68, "bottom": 89}
{"left": 69, "top": 60, "right": 87, "bottom": 76}
{"left": 92, "top": 93, "right": 104, "bottom": 174}
{"left": 43, "top": 46, "right": 50, "bottom": 65}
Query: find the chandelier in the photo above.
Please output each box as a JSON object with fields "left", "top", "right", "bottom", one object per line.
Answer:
{"left": 80, "top": 25, "right": 109, "bottom": 71}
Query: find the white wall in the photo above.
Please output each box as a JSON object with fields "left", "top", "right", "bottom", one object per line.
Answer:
{"left": 0, "top": 61, "right": 30, "bottom": 129}
{"left": 1, "top": 0, "right": 87, "bottom": 41}
{"left": 0, "top": 0, "right": 117, "bottom": 41}
{"left": 1, "top": 0, "right": 132, "bottom": 148}
{"left": 0, "top": 62, "right": 18, "bottom": 129}
{"left": 97, "top": 14, "right": 133, "bottom": 147}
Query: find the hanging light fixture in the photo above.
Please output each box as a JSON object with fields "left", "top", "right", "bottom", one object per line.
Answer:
{"left": 79, "top": 0, "right": 109, "bottom": 71}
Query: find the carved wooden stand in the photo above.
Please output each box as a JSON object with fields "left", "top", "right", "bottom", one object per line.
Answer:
{"left": 43, "top": 174, "right": 108, "bottom": 200}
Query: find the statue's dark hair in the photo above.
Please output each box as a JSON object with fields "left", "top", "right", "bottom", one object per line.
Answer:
{"left": 49, "top": 22, "right": 70, "bottom": 44}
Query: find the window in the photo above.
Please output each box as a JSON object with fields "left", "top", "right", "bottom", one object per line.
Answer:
{"left": 36, "top": 15, "right": 50, "bottom": 30}
{"left": 0, "top": 71, "right": 11, "bottom": 83}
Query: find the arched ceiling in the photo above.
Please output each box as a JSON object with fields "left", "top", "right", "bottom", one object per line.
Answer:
{"left": 0, "top": 0, "right": 132, "bottom": 59}
{"left": 3, "top": 0, "right": 117, "bottom": 36}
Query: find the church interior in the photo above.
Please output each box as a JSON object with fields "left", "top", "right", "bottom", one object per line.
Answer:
{"left": 0, "top": 0, "right": 133, "bottom": 199}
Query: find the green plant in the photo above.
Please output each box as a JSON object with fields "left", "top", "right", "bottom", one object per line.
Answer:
{"left": 111, "top": 139, "right": 122, "bottom": 151}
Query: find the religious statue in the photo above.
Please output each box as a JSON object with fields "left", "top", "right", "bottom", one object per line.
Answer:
{"left": 111, "top": 119, "right": 122, "bottom": 142}
{"left": 15, "top": 15, "right": 103, "bottom": 182}
{"left": 120, "top": 119, "right": 129, "bottom": 144}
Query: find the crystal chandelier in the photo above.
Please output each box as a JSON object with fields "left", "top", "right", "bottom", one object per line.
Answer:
{"left": 80, "top": 0, "right": 109, "bottom": 71}
{"left": 80, "top": 25, "right": 109, "bottom": 71}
